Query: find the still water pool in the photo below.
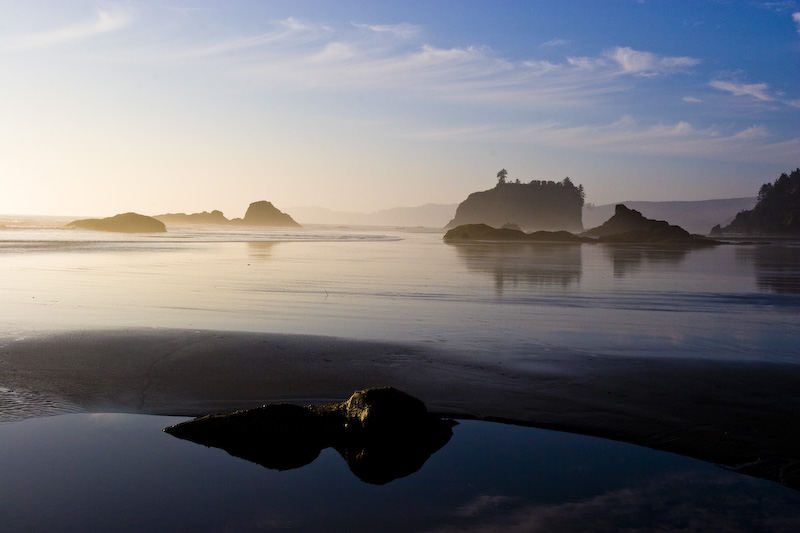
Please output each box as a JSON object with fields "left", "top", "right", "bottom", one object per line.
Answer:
{"left": 1, "top": 413, "right": 798, "bottom": 533}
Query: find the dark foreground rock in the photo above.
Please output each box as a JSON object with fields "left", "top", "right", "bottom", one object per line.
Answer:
{"left": 444, "top": 223, "right": 590, "bottom": 243}
{"left": 164, "top": 387, "right": 455, "bottom": 485}
{"left": 66, "top": 212, "right": 166, "bottom": 233}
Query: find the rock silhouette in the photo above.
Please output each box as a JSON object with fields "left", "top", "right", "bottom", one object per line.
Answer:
{"left": 713, "top": 168, "right": 800, "bottom": 236}
{"left": 582, "top": 204, "right": 718, "bottom": 245}
{"left": 164, "top": 387, "right": 455, "bottom": 485}
{"left": 239, "top": 201, "right": 301, "bottom": 227}
{"left": 154, "top": 210, "right": 229, "bottom": 225}
{"left": 446, "top": 178, "right": 585, "bottom": 232}
{"left": 443, "top": 223, "right": 590, "bottom": 243}
{"left": 66, "top": 213, "right": 166, "bottom": 233}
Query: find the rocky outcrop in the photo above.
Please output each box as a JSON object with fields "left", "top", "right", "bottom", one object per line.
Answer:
{"left": 154, "top": 210, "right": 229, "bottom": 225}
{"left": 446, "top": 180, "right": 585, "bottom": 232}
{"left": 444, "top": 206, "right": 722, "bottom": 246}
{"left": 444, "top": 223, "right": 590, "bottom": 243}
{"left": 239, "top": 201, "right": 301, "bottom": 227}
{"left": 582, "top": 205, "right": 719, "bottom": 245}
{"left": 163, "top": 387, "right": 454, "bottom": 485}
{"left": 66, "top": 213, "right": 166, "bottom": 233}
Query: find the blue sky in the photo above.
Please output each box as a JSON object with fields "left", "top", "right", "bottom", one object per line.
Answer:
{"left": 1, "top": 1, "right": 798, "bottom": 217}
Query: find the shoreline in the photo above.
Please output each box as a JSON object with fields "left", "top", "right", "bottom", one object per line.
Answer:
{"left": 2, "top": 328, "right": 799, "bottom": 489}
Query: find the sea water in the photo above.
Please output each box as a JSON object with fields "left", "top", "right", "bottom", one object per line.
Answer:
{"left": 1, "top": 221, "right": 797, "bottom": 363}
{"left": 1, "top": 220, "right": 800, "bottom": 531}
{"left": 0, "top": 413, "right": 798, "bottom": 532}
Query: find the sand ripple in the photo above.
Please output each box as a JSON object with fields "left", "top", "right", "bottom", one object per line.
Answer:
{"left": 0, "top": 386, "right": 82, "bottom": 423}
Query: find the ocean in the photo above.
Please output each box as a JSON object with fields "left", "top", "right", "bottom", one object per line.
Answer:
{"left": 1, "top": 218, "right": 799, "bottom": 531}
{"left": 2, "top": 219, "right": 797, "bottom": 362}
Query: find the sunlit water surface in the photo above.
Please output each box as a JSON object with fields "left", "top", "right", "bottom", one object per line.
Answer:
{"left": 1, "top": 223, "right": 797, "bottom": 363}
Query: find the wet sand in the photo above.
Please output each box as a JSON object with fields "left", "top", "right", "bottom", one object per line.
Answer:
{"left": 1, "top": 328, "right": 799, "bottom": 490}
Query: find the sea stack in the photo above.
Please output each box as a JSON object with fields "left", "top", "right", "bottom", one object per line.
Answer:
{"left": 240, "top": 201, "right": 301, "bottom": 227}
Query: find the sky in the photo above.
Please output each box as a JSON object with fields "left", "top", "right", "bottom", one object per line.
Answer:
{"left": 1, "top": 0, "right": 799, "bottom": 218}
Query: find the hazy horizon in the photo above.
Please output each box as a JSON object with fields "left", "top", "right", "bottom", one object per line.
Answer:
{"left": 1, "top": 1, "right": 797, "bottom": 217}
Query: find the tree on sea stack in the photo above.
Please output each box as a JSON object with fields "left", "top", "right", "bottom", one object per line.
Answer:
{"left": 497, "top": 169, "right": 508, "bottom": 185}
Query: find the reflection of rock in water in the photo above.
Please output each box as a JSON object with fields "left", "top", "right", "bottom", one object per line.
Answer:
{"left": 746, "top": 244, "right": 800, "bottom": 294}
{"left": 603, "top": 245, "right": 691, "bottom": 278}
{"left": 246, "top": 241, "right": 278, "bottom": 259}
{"left": 451, "top": 243, "right": 582, "bottom": 294}
{"left": 164, "top": 387, "right": 455, "bottom": 485}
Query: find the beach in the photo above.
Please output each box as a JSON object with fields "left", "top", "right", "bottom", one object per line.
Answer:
{"left": 3, "top": 327, "right": 799, "bottom": 490}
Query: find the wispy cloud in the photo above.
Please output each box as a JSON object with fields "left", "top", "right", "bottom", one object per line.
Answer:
{"left": 216, "top": 21, "right": 700, "bottom": 108}
{"left": 414, "top": 116, "right": 799, "bottom": 162}
{"left": 710, "top": 80, "right": 774, "bottom": 100}
{"left": 540, "top": 38, "right": 571, "bottom": 48}
{"left": 762, "top": 1, "right": 798, "bottom": 12}
{"left": 0, "top": 7, "right": 133, "bottom": 51}
{"left": 793, "top": 12, "right": 800, "bottom": 32}
{"left": 351, "top": 22, "right": 421, "bottom": 39}
{"left": 607, "top": 46, "right": 700, "bottom": 76}
{"left": 682, "top": 96, "right": 702, "bottom": 103}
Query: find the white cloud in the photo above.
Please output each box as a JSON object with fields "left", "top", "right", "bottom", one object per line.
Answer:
{"left": 682, "top": 96, "right": 702, "bottom": 103}
{"left": 225, "top": 25, "right": 700, "bottom": 109}
{"left": 540, "top": 38, "right": 571, "bottom": 48}
{"left": 351, "top": 22, "right": 421, "bottom": 39}
{"left": 0, "top": 7, "right": 133, "bottom": 51}
{"left": 607, "top": 46, "right": 700, "bottom": 76}
{"left": 793, "top": 12, "right": 800, "bottom": 33}
{"left": 710, "top": 80, "right": 774, "bottom": 101}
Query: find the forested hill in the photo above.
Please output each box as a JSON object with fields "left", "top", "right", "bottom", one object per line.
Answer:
{"left": 446, "top": 176, "right": 585, "bottom": 232}
{"left": 714, "top": 169, "right": 800, "bottom": 236}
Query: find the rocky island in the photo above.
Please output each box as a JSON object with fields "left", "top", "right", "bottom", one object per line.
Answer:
{"left": 445, "top": 204, "right": 720, "bottom": 246}
{"left": 446, "top": 170, "right": 585, "bottom": 232}
{"left": 66, "top": 212, "right": 166, "bottom": 233}
{"left": 236, "top": 200, "right": 301, "bottom": 227}
{"left": 155, "top": 201, "right": 301, "bottom": 228}
{"left": 582, "top": 204, "right": 719, "bottom": 245}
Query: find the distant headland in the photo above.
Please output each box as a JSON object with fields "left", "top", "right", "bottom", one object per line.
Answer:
{"left": 711, "top": 168, "right": 799, "bottom": 237}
